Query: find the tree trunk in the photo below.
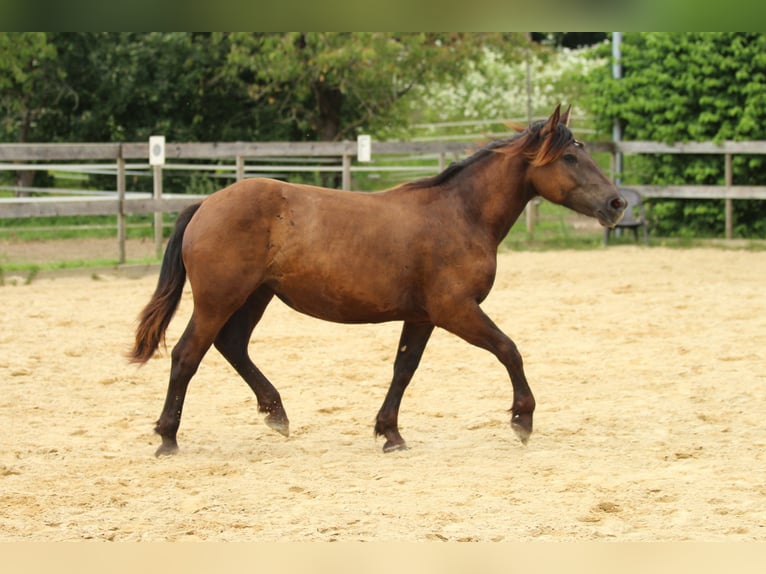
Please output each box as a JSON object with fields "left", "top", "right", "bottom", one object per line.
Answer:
{"left": 313, "top": 82, "right": 343, "bottom": 141}
{"left": 15, "top": 107, "right": 34, "bottom": 197}
{"left": 15, "top": 170, "right": 35, "bottom": 197}
{"left": 313, "top": 81, "right": 344, "bottom": 188}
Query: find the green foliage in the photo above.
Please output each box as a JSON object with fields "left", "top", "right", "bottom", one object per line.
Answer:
{"left": 0, "top": 32, "right": 528, "bottom": 147}
{"left": 0, "top": 33, "right": 62, "bottom": 143}
{"left": 587, "top": 33, "right": 766, "bottom": 144}
{"left": 45, "top": 33, "right": 259, "bottom": 143}
{"left": 583, "top": 32, "right": 766, "bottom": 238}
{"left": 219, "top": 32, "right": 527, "bottom": 143}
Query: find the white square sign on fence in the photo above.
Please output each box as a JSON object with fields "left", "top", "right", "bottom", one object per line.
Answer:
{"left": 357, "top": 134, "right": 371, "bottom": 162}
{"left": 149, "top": 135, "right": 166, "bottom": 166}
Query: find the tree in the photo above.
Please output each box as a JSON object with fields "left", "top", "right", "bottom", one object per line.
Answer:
{"left": 0, "top": 33, "right": 67, "bottom": 193}
{"left": 584, "top": 32, "right": 766, "bottom": 238}
{"left": 27, "top": 33, "right": 270, "bottom": 194}
{"left": 0, "top": 32, "right": 64, "bottom": 144}
{"left": 219, "top": 33, "right": 527, "bottom": 142}
{"left": 45, "top": 33, "right": 259, "bottom": 143}
{"left": 3, "top": 33, "right": 529, "bottom": 145}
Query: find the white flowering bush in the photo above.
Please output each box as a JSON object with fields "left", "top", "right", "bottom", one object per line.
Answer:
{"left": 394, "top": 45, "right": 606, "bottom": 141}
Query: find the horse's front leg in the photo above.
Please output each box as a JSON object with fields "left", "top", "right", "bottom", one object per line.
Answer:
{"left": 375, "top": 321, "right": 434, "bottom": 452}
{"left": 436, "top": 303, "right": 535, "bottom": 444}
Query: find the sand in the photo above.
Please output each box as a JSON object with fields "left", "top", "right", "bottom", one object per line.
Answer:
{"left": 1, "top": 247, "right": 764, "bottom": 541}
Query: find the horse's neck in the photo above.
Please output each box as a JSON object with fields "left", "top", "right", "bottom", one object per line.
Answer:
{"left": 458, "top": 154, "right": 532, "bottom": 245}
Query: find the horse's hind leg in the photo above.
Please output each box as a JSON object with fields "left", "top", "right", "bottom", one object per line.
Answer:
{"left": 214, "top": 287, "right": 289, "bottom": 437}
{"left": 155, "top": 313, "right": 221, "bottom": 456}
{"left": 375, "top": 321, "right": 434, "bottom": 452}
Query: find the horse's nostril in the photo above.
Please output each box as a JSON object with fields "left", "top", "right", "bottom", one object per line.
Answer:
{"left": 610, "top": 196, "right": 626, "bottom": 210}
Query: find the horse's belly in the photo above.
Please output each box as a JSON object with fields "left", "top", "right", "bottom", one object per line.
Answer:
{"left": 269, "top": 275, "right": 424, "bottom": 324}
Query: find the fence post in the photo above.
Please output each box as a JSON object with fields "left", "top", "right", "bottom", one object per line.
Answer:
{"left": 236, "top": 155, "right": 245, "bottom": 182}
{"left": 117, "top": 155, "right": 126, "bottom": 264}
{"left": 524, "top": 204, "right": 534, "bottom": 235}
{"left": 153, "top": 164, "right": 163, "bottom": 258}
{"left": 342, "top": 153, "right": 351, "bottom": 190}
{"left": 725, "top": 153, "right": 733, "bottom": 240}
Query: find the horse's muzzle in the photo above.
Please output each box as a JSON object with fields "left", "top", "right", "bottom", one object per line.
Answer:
{"left": 598, "top": 193, "right": 627, "bottom": 227}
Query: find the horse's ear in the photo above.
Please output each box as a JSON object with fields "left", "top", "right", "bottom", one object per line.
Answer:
{"left": 544, "top": 104, "right": 562, "bottom": 135}
{"left": 560, "top": 105, "right": 573, "bottom": 128}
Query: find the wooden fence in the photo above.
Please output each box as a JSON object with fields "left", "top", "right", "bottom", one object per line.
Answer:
{"left": 605, "top": 140, "right": 766, "bottom": 240}
{"left": 0, "top": 141, "right": 470, "bottom": 262}
{"left": 1, "top": 139, "right": 766, "bottom": 262}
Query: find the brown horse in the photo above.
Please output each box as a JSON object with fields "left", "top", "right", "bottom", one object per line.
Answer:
{"left": 130, "top": 104, "right": 626, "bottom": 456}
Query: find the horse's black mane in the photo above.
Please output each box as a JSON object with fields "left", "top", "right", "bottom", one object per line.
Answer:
{"left": 401, "top": 119, "right": 572, "bottom": 190}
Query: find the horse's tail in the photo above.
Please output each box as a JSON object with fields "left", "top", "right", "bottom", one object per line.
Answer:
{"left": 129, "top": 202, "right": 202, "bottom": 364}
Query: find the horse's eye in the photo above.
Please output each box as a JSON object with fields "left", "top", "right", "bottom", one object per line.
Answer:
{"left": 563, "top": 154, "right": 577, "bottom": 165}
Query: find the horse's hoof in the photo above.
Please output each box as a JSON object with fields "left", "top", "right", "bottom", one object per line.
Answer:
{"left": 382, "top": 440, "right": 408, "bottom": 453}
{"left": 155, "top": 439, "right": 179, "bottom": 457}
{"left": 265, "top": 413, "right": 290, "bottom": 437}
{"left": 511, "top": 413, "right": 532, "bottom": 445}
{"left": 511, "top": 423, "right": 531, "bottom": 445}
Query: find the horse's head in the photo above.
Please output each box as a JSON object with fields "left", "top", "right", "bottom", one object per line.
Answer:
{"left": 522, "top": 105, "right": 626, "bottom": 228}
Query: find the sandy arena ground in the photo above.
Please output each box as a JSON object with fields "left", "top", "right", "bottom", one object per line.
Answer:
{"left": 0, "top": 246, "right": 765, "bottom": 541}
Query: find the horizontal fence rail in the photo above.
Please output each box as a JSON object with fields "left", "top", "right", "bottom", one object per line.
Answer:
{"left": 1, "top": 139, "right": 766, "bottom": 260}
{"left": 0, "top": 194, "right": 205, "bottom": 218}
